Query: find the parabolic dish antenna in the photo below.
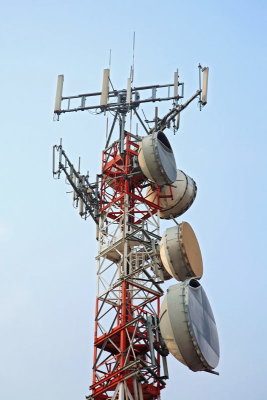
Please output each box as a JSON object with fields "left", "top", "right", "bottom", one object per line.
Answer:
{"left": 138, "top": 131, "right": 177, "bottom": 186}
{"left": 159, "top": 279, "right": 220, "bottom": 372}
{"left": 160, "top": 222, "right": 203, "bottom": 281}
{"left": 146, "top": 169, "right": 197, "bottom": 219}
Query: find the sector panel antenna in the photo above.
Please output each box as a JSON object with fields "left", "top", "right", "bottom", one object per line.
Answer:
{"left": 160, "top": 222, "right": 203, "bottom": 281}
{"left": 54, "top": 74, "right": 64, "bottom": 113}
{"left": 100, "top": 68, "right": 110, "bottom": 106}
{"left": 138, "top": 131, "right": 177, "bottom": 186}
{"left": 146, "top": 169, "right": 197, "bottom": 219}
{"left": 201, "top": 67, "right": 209, "bottom": 105}
{"left": 159, "top": 279, "right": 220, "bottom": 372}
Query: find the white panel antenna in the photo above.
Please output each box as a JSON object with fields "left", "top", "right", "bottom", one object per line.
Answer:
{"left": 126, "top": 78, "right": 132, "bottom": 104}
{"left": 202, "top": 67, "right": 209, "bottom": 105}
{"left": 54, "top": 74, "right": 64, "bottom": 112}
{"left": 174, "top": 71, "right": 178, "bottom": 98}
{"left": 100, "top": 69, "right": 110, "bottom": 106}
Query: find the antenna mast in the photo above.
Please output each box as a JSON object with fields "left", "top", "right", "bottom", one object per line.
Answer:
{"left": 52, "top": 59, "right": 220, "bottom": 400}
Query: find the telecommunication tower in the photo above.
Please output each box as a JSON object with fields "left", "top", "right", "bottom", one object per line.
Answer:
{"left": 52, "top": 60, "right": 219, "bottom": 400}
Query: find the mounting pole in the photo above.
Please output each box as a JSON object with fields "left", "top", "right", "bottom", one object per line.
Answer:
{"left": 120, "top": 113, "right": 126, "bottom": 153}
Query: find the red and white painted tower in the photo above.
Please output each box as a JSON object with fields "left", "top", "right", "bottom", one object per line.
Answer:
{"left": 52, "top": 63, "right": 217, "bottom": 400}
{"left": 91, "top": 132, "right": 167, "bottom": 400}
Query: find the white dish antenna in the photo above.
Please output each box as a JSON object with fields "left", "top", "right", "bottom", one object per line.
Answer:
{"left": 160, "top": 222, "right": 203, "bottom": 281}
{"left": 159, "top": 279, "right": 220, "bottom": 372}
{"left": 138, "top": 131, "right": 177, "bottom": 186}
{"left": 146, "top": 169, "right": 197, "bottom": 219}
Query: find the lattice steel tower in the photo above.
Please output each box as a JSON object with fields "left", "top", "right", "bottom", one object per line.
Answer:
{"left": 52, "top": 62, "right": 218, "bottom": 400}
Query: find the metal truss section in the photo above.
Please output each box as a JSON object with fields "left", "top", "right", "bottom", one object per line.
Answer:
{"left": 90, "top": 131, "right": 168, "bottom": 400}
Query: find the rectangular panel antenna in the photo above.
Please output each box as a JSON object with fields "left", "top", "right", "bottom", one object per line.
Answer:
{"left": 126, "top": 78, "right": 132, "bottom": 104}
{"left": 100, "top": 69, "right": 110, "bottom": 106}
{"left": 174, "top": 71, "right": 178, "bottom": 97}
{"left": 202, "top": 67, "right": 209, "bottom": 105}
{"left": 54, "top": 74, "right": 64, "bottom": 112}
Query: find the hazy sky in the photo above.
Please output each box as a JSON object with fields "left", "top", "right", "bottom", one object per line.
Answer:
{"left": 1, "top": 1, "right": 267, "bottom": 399}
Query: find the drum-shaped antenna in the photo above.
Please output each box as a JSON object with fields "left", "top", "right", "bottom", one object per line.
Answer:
{"left": 146, "top": 169, "right": 197, "bottom": 219}
{"left": 138, "top": 131, "right": 177, "bottom": 186}
{"left": 159, "top": 279, "right": 220, "bottom": 372}
{"left": 160, "top": 222, "right": 203, "bottom": 281}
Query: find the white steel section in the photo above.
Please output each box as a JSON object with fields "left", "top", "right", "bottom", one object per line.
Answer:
{"left": 96, "top": 193, "right": 162, "bottom": 336}
{"left": 118, "top": 382, "right": 124, "bottom": 400}
{"left": 138, "top": 382, "right": 144, "bottom": 400}
{"left": 111, "top": 384, "right": 121, "bottom": 400}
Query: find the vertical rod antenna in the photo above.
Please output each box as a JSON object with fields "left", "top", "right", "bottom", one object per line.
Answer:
{"left": 109, "top": 49, "right": 112, "bottom": 69}
{"left": 131, "top": 32, "right": 136, "bottom": 83}
{"left": 106, "top": 116, "right": 109, "bottom": 140}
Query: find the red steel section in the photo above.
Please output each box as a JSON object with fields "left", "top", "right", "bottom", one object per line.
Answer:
{"left": 90, "top": 132, "right": 165, "bottom": 400}
{"left": 100, "top": 133, "right": 161, "bottom": 223}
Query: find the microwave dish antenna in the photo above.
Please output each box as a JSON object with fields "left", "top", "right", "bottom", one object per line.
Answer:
{"left": 146, "top": 169, "right": 197, "bottom": 219}
{"left": 138, "top": 131, "right": 177, "bottom": 186}
{"left": 160, "top": 222, "right": 203, "bottom": 281}
{"left": 159, "top": 279, "right": 219, "bottom": 373}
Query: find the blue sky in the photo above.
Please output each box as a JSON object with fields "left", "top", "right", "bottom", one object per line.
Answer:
{"left": 1, "top": 1, "right": 267, "bottom": 399}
